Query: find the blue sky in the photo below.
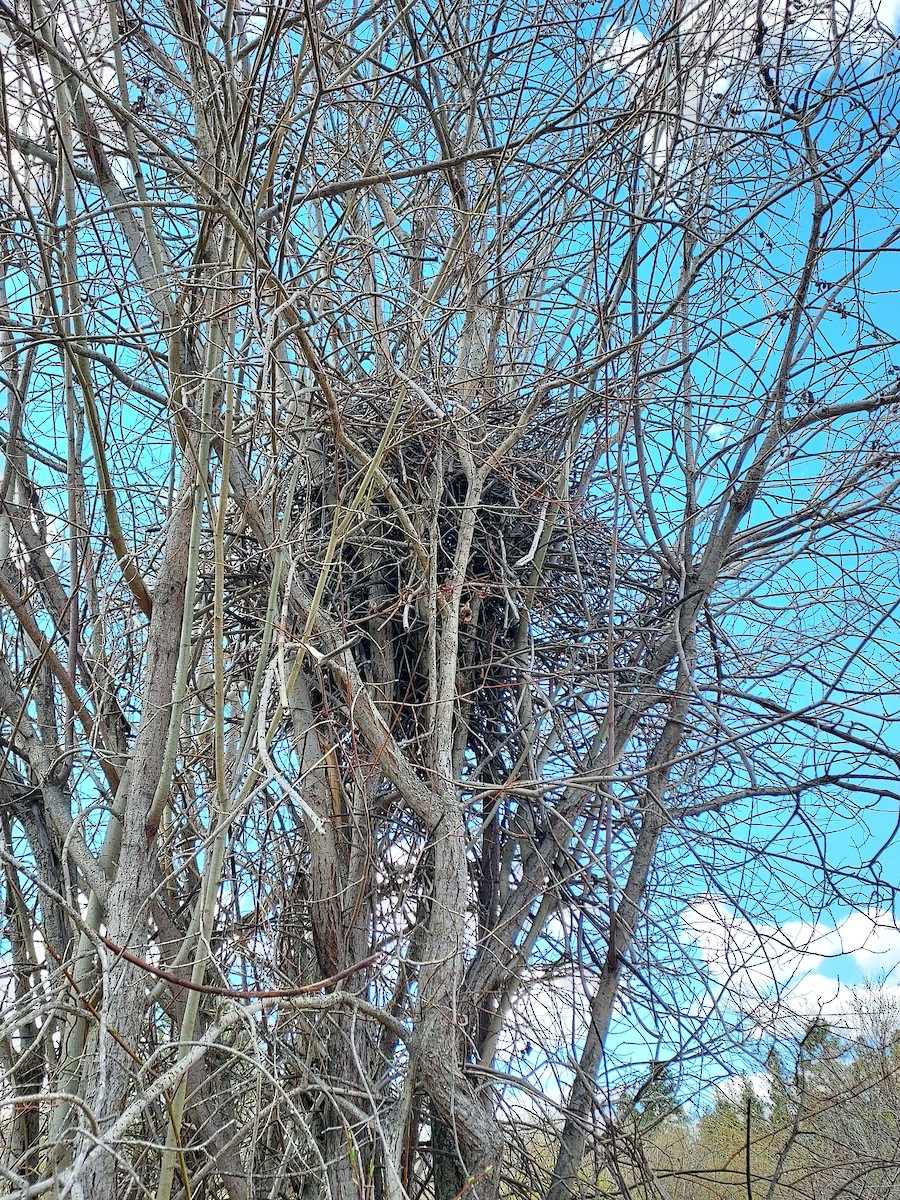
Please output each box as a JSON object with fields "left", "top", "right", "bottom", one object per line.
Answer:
{"left": 478, "top": 0, "right": 900, "bottom": 1113}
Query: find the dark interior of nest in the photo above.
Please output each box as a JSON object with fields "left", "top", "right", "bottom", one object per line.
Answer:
{"left": 190, "top": 395, "right": 643, "bottom": 796}
{"left": 194, "top": 408, "right": 555, "bottom": 720}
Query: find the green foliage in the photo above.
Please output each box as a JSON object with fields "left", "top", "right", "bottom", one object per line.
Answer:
{"left": 628, "top": 995, "right": 900, "bottom": 1200}
{"left": 617, "top": 1062, "right": 685, "bottom": 1134}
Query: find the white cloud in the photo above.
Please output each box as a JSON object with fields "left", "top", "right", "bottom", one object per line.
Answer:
{"left": 682, "top": 897, "right": 900, "bottom": 1033}
{"left": 683, "top": 897, "right": 836, "bottom": 989}
{"left": 592, "top": 0, "right": 897, "bottom": 191}
{"left": 835, "top": 908, "right": 900, "bottom": 976}
{"left": 592, "top": 26, "right": 651, "bottom": 77}
{"left": 717, "top": 1070, "right": 773, "bottom": 1106}
{"left": 777, "top": 970, "right": 852, "bottom": 1025}
{"left": 876, "top": 0, "right": 900, "bottom": 29}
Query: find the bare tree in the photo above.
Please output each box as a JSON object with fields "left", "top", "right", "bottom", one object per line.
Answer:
{"left": 1, "top": 0, "right": 900, "bottom": 1197}
{"left": 628, "top": 997, "right": 900, "bottom": 1200}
